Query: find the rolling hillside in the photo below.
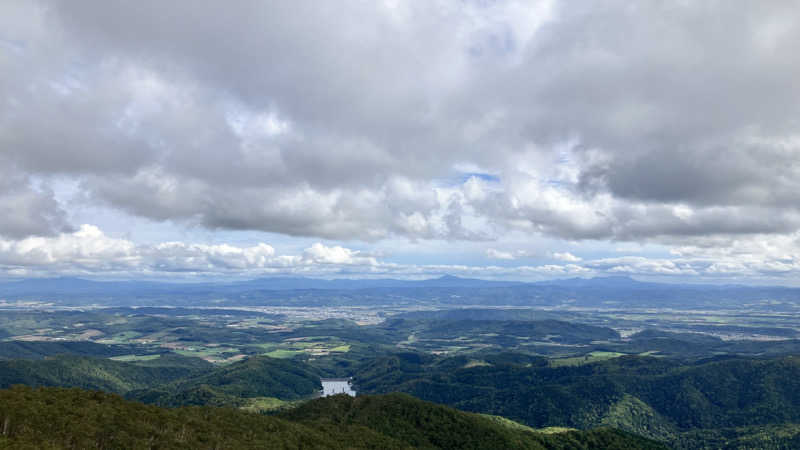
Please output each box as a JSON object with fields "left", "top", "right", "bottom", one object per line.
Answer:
{"left": 0, "top": 386, "right": 666, "bottom": 449}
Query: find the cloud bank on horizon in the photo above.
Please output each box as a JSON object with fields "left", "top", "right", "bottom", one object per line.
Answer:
{"left": 2, "top": 0, "right": 800, "bottom": 283}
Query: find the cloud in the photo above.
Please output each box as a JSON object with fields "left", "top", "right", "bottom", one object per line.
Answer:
{"left": 0, "top": 225, "right": 380, "bottom": 277}
{"left": 1, "top": 0, "right": 800, "bottom": 256}
{"left": 302, "top": 243, "right": 377, "bottom": 266}
{"left": 486, "top": 247, "right": 541, "bottom": 260}
{"left": 552, "top": 252, "right": 581, "bottom": 262}
{"left": 2, "top": 224, "right": 800, "bottom": 283}
{"left": 0, "top": 225, "right": 137, "bottom": 270}
{"left": 487, "top": 248, "right": 515, "bottom": 260}
{"left": 0, "top": 224, "right": 592, "bottom": 279}
{"left": 0, "top": 171, "right": 72, "bottom": 238}
{"left": 150, "top": 242, "right": 279, "bottom": 271}
{"left": 583, "top": 256, "right": 699, "bottom": 276}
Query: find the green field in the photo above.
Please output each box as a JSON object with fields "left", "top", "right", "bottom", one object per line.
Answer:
{"left": 99, "top": 331, "right": 142, "bottom": 344}
{"left": 257, "top": 336, "right": 352, "bottom": 357}
{"left": 110, "top": 354, "right": 161, "bottom": 362}
{"left": 240, "top": 396, "right": 288, "bottom": 412}
{"left": 263, "top": 349, "right": 303, "bottom": 359}
{"left": 549, "top": 351, "right": 627, "bottom": 367}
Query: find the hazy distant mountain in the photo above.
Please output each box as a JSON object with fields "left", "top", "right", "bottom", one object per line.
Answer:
{"left": 0, "top": 274, "right": 523, "bottom": 296}
{"left": 535, "top": 276, "right": 659, "bottom": 289}
{"left": 0, "top": 277, "right": 168, "bottom": 292}
{"left": 1, "top": 275, "right": 799, "bottom": 308}
{"left": 236, "top": 274, "right": 524, "bottom": 290}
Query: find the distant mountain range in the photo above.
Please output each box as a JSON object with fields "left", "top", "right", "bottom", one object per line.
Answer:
{"left": 0, "top": 274, "right": 669, "bottom": 291}
{"left": 235, "top": 274, "right": 526, "bottom": 290}
{"left": 1, "top": 275, "right": 798, "bottom": 308}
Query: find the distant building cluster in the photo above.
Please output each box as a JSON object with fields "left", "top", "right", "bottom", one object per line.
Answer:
{"left": 320, "top": 378, "right": 356, "bottom": 397}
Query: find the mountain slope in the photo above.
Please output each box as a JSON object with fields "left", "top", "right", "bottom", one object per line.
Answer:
{"left": 355, "top": 353, "right": 800, "bottom": 447}
{"left": 127, "top": 355, "right": 322, "bottom": 406}
{"left": 281, "top": 392, "right": 665, "bottom": 449}
{"left": 0, "top": 341, "right": 137, "bottom": 360}
{"left": 0, "top": 386, "right": 667, "bottom": 449}
{"left": 0, "top": 355, "right": 207, "bottom": 394}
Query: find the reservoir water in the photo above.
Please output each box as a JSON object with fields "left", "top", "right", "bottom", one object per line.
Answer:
{"left": 320, "top": 378, "right": 356, "bottom": 397}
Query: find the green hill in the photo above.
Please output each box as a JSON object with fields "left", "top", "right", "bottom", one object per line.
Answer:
{"left": 355, "top": 353, "right": 800, "bottom": 447}
{"left": 0, "top": 355, "right": 207, "bottom": 394}
{"left": 126, "top": 355, "right": 322, "bottom": 407}
{"left": 0, "top": 386, "right": 666, "bottom": 449}
{"left": 0, "top": 341, "right": 139, "bottom": 360}
{"left": 281, "top": 392, "right": 663, "bottom": 449}
{"left": 0, "top": 353, "right": 321, "bottom": 408}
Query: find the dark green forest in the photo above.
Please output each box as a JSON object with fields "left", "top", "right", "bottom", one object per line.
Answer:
{"left": 3, "top": 350, "right": 800, "bottom": 448}
{"left": 354, "top": 352, "right": 800, "bottom": 447}
{"left": 4, "top": 305, "right": 800, "bottom": 448}
{"left": 0, "top": 386, "right": 664, "bottom": 450}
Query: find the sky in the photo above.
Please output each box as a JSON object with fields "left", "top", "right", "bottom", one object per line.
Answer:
{"left": 1, "top": 0, "right": 800, "bottom": 284}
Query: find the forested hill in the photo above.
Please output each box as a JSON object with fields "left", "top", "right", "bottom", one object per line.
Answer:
{"left": 0, "top": 386, "right": 665, "bottom": 449}
{"left": 0, "top": 355, "right": 207, "bottom": 394}
{"left": 127, "top": 355, "right": 323, "bottom": 407}
{"left": 0, "top": 354, "right": 323, "bottom": 408}
{"left": 355, "top": 353, "right": 800, "bottom": 447}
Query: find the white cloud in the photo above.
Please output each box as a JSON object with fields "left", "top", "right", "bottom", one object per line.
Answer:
{"left": 0, "top": 225, "right": 137, "bottom": 268}
{"left": 150, "top": 242, "right": 279, "bottom": 271}
{"left": 3, "top": 224, "right": 799, "bottom": 283}
{"left": 2, "top": 224, "right": 800, "bottom": 284}
{"left": 584, "top": 256, "right": 698, "bottom": 276}
{"left": 302, "top": 243, "right": 377, "bottom": 266}
{"left": 0, "top": 224, "right": 590, "bottom": 280}
{"left": 0, "top": 225, "right": 378, "bottom": 277}
{"left": 552, "top": 252, "right": 582, "bottom": 262}
{"left": 2, "top": 0, "right": 800, "bottom": 248}
{"left": 487, "top": 248, "right": 515, "bottom": 260}
{"left": 3, "top": 1, "right": 800, "bottom": 284}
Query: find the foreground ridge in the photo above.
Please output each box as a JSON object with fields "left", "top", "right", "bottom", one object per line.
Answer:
{"left": 0, "top": 386, "right": 665, "bottom": 449}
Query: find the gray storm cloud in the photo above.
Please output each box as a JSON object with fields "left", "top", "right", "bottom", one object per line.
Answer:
{"left": 0, "top": 162, "right": 72, "bottom": 238}
{"left": 2, "top": 0, "right": 800, "bottom": 244}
